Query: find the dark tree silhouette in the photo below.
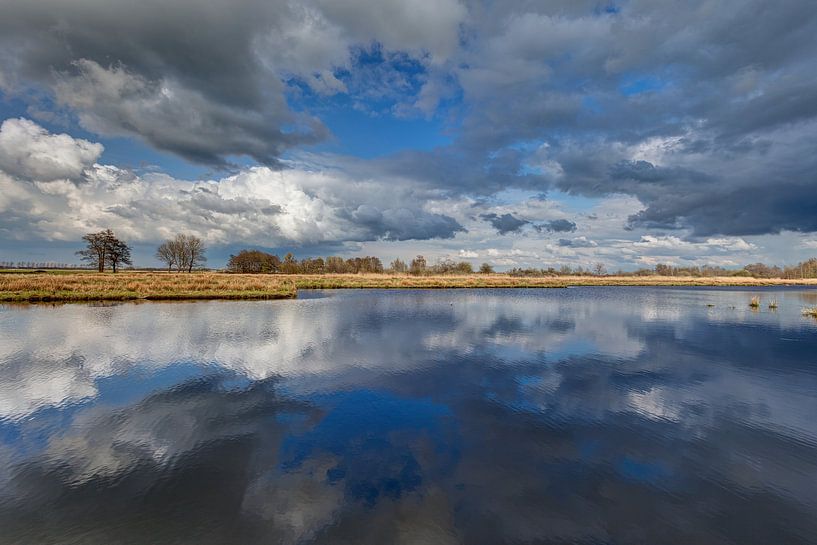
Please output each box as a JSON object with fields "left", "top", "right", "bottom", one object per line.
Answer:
{"left": 77, "top": 230, "right": 114, "bottom": 272}
{"left": 107, "top": 238, "right": 133, "bottom": 273}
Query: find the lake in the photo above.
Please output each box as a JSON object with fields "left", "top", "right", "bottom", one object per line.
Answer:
{"left": 1, "top": 287, "right": 816, "bottom": 544}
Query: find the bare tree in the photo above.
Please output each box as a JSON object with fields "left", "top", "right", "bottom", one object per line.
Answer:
{"left": 157, "top": 234, "right": 206, "bottom": 272}
{"left": 184, "top": 235, "right": 206, "bottom": 272}
{"left": 390, "top": 258, "right": 408, "bottom": 273}
{"left": 593, "top": 262, "right": 607, "bottom": 276}
{"left": 479, "top": 263, "right": 494, "bottom": 274}
{"left": 155, "top": 241, "right": 176, "bottom": 272}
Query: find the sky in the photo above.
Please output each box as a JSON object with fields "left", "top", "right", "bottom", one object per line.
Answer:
{"left": 0, "top": 0, "right": 816, "bottom": 270}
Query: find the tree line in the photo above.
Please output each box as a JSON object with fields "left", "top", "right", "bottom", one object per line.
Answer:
{"left": 226, "top": 250, "right": 493, "bottom": 275}
{"left": 55, "top": 233, "right": 817, "bottom": 279}
{"left": 0, "top": 261, "right": 89, "bottom": 270}
{"left": 509, "top": 259, "right": 817, "bottom": 279}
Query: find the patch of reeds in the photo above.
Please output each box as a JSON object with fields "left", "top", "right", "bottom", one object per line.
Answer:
{"left": 4, "top": 271, "right": 817, "bottom": 303}
{"left": 802, "top": 307, "right": 817, "bottom": 318}
{"left": 768, "top": 299, "right": 778, "bottom": 309}
{"left": 0, "top": 272, "right": 297, "bottom": 302}
{"left": 749, "top": 295, "right": 761, "bottom": 308}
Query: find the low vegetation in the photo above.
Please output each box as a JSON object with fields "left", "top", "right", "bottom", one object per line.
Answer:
{"left": 0, "top": 273, "right": 296, "bottom": 302}
{"left": 803, "top": 308, "right": 817, "bottom": 318}
{"left": 4, "top": 272, "right": 817, "bottom": 303}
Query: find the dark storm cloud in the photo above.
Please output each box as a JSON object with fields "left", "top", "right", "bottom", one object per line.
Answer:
{"left": 537, "top": 219, "right": 577, "bottom": 233}
{"left": 2, "top": 0, "right": 817, "bottom": 241}
{"left": 400, "top": 0, "right": 817, "bottom": 237}
{"left": 348, "top": 205, "right": 465, "bottom": 241}
{"left": 480, "top": 212, "right": 528, "bottom": 234}
{"left": 0, "top": 0, "right": 326, "bottom": 167}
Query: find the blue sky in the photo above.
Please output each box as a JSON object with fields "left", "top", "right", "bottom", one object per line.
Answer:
{"left": 1, "top": 0, "right": 816, "bottom": 269}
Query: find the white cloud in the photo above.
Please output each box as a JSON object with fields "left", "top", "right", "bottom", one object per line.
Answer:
{"left": 0, "top": 118, "right": 103, "bottom": 181}
{"left": 0, "top": 119, "right": 462, "bottom": 245}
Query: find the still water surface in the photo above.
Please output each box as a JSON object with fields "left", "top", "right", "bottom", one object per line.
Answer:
{"left": 1, "top": 287, "right": 817, "bottom": 544}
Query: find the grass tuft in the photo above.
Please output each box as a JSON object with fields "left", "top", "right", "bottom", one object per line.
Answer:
{"left": 749, "top": 296, "right": 761, "bottom": 308}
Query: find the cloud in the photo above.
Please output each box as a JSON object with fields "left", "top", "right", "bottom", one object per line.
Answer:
{"left": 480, "top": 213, "right": 528, "bottom": 234}
{"left": 537, "top": 219, "right": 577, "bottom": 233}
{"left": 52, "top": 59, "right": 326, "bottom": 167}
{"left": 2, "top": 0, "right": 817, "bottom": 260}
{"left": 0, "top": 119, "right": 462, "bottom": 246}
{"left": 558, "top": 236, "right": 597, "bottom": 248}
{"left": 0, "top": 118, "right": 102, "bottom": 181}
{"left": 0, "top": 0, "right": 468, "bottom": 167}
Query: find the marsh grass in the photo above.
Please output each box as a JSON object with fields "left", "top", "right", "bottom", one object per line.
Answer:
{"left": 4, "top": 272, "right": 817, "bottom": 303}
{"left": 768, "top": 299, "right": 778, "bottom": 309}
{"left": 0, "top": 273, "right": 296, "bottom": 302}
{"left": 750, "top": 295, "right": 761, "bottom": 308}
{"left": 803, "top": 307, "right": 817, "bottom": 318}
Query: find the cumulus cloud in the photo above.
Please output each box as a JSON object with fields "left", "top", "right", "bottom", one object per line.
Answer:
{"left": 0, "top": 118, "right": 102, "bottom": 181}
{"left": 0, "top": 119, "right": 462, "bottom": 245}
{"left": 1, "top": 0, "right": 817, "bottom": 261}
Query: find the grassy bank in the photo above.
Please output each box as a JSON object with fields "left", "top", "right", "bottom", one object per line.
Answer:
{"left": 0, "top": 272, "right": 297, "bottom": 302}
{"left": 3, "top": 272, "right": 817, "bottom": 303}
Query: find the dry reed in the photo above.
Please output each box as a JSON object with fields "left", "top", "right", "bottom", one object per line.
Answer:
{"left": 4, "top": 272, "right": 817, "bottom": 303}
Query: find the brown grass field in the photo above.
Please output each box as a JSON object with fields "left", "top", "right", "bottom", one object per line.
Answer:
{"left": 3, "top": 271, "right": 817, "bottom": 303}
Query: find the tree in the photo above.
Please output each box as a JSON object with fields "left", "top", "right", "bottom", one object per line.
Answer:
{"left": 593, "top": 262, "right": 607, "bottom": 276}
{"left": 156, "top": 234, "right": 206, "bottom": 272}
{"left": 655, "top": 263, "right": 673, "bottom": 276}
{"left": 479, "top": 263, "right": 494, "bottom": 274}
{"left": 183, "top": 235, "right": 206, "bottom": 272}
{"left": 455, "top": 261, "right": 473, "bottom": 274}
{"left": 390, "top": 258, "right": 408, "bottom": 273}
{"left": 325, "top": 256, "right": 346, "bottom": 273}
{"left": 226, "top": 250, "right": 280, "bottom": 273}
{"left": 77, "top": 229, "right": 131, "bottom": 272}
{"left": 409, "top": 255, "right": 427, "bottom": 276}
{"left": 77, "top": 229, "right": 115, "bottom": 272}
{"left": 281, "top": 252, "right": 299, "bottom": 273}
{"left": 155, "top": 241, "right": 176, "bottom": 272}
{"left": 107, "top": 238, "right": 133, "bottom": 273}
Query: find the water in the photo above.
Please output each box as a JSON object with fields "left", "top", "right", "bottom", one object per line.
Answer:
{"left": 1, "top": 287, "right": 816, "bottom": 544}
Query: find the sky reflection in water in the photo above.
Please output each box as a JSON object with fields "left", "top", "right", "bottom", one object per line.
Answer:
{"left": 1, "top": 287, "right": 817, "bottom": 544}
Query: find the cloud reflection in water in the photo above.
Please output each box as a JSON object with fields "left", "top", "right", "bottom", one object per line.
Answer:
{"left": 1, "top": 287, "right": 816, "bottom": 544}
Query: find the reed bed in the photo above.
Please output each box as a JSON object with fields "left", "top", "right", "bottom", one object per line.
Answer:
{"left": 0, "top": 273, "right": 296, "bottom": 302}
{"left": 4, "top": 272, "right": 817, "bottom": 303}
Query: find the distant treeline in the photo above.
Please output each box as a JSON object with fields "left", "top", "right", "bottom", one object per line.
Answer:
{"left": 508, "top": 259, "right": 817, "bottom": 279}
{"left": 227, "top": 251, "right": 488, "bottom": 275}
{"left": 0, "top": 261, "right": 91, "bottom": 270}
{"left": 226, "top": 250, "right": 817, "bottom": 279}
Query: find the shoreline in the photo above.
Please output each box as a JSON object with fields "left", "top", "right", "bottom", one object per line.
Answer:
{"left": 3, "top": 272, "right": 817, "bottom": 303}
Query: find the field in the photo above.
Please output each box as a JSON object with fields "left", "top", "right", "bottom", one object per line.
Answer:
{"left": 3, "top": 271, "right": 817, "bottom": 303}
